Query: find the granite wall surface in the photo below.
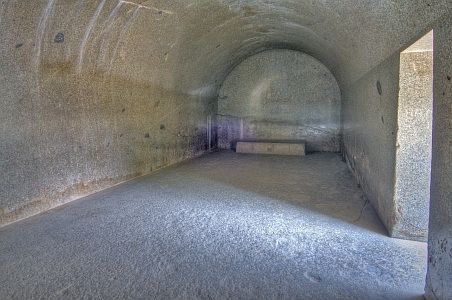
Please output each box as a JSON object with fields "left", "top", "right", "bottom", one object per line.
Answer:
{"left": 393, "top": 47, "right": 433, "bottom": 242}
{"left": 341, "top": 53, "right": 400, "bottom": 238}
{"left": 0, "top": 1, "right": 218, "bottom": 226}
{"left": 217, "top": 50, "right": 341, "bottom": 152}
{"left": 341, "top": 35, "right": 434, "bottom": 243}
{"left": 425, "top": 12, "right": 452, "bottom": 299}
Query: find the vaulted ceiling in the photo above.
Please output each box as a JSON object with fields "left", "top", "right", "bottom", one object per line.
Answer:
{"left": 3, "top": 0, "right": 449, "bottom": 98}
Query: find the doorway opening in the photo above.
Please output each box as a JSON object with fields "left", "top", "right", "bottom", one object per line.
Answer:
{"left": 392, "top": 30, "right": 433, "bottom": 242}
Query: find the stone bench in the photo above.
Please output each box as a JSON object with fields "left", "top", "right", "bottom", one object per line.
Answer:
{"left": 236, "top": 140, "right": 306, "bottom": 156}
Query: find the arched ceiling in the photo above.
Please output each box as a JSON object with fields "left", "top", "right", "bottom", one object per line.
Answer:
{"left": 2, "top": 0, "right": 451, "bottom": 98}
{"left": 159, "top": 0, "right": 452, "bottom": 96}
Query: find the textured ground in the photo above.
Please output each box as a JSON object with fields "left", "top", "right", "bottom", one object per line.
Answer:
{"left": 0, "top": 150, "right": 427, "bottom": 299}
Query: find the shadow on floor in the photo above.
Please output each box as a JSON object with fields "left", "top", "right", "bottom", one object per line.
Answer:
{"left": 0, "top": 150, "right": 426, "bottom": 300}
{"left": 177, "top": 149, "right": 388, "bottom": 236}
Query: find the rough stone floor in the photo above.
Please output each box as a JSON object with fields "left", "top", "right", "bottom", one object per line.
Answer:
{"left": 0, "top": 150, "right": 427, "bottom": 300}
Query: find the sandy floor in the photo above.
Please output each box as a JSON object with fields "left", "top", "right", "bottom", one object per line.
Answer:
{"left": 0, "top": 150, "right": 427, "bottom": 299}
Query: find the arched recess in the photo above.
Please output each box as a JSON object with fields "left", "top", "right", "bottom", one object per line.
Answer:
{"left": 215, "top": 49, "right": 341, "bottom": 153}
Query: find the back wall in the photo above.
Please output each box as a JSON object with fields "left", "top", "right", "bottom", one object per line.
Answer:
{"left": 217, "top": 50, "right": 341, "bottom": 152}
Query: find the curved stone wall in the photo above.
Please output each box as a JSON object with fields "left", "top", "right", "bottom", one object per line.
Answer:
{"left": 217, "top": 50, "right": 341, "bottom": 152}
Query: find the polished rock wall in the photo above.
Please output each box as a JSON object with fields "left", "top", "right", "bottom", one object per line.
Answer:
{"left": 217, "top": 50, "right": 341, "bottom": 152}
